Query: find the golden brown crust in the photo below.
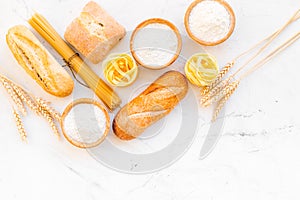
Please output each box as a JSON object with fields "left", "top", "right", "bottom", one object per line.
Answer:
{"left": 6, "top": 25, "right": 74, "bottom": 97}
{"left": 112, "top": 118, "right": 135, "bottom": 140}
{"left": 113, "top": 71, "right": 188, "bottom": 140}
{"left": 64, "top": 1, "right": 126, "bottom": 64}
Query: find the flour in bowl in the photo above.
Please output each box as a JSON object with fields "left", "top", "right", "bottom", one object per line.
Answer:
{"left": 132, "top": 23, "right": 179, "bottom": 68}
{"left": 188, "top": 0, "right": 231, "bottom": 43}
{"left": 63, "top": 103, "right": 107, "bottom": 145}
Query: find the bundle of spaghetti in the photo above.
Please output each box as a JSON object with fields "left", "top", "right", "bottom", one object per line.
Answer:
{"left": 200, "top": 8, "right": 300, "bottom": 121}
{"left": 28, "top": 13, "right": 121, "bottom": 111}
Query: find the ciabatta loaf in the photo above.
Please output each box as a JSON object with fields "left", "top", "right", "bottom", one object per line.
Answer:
{"left": 64, "top": 1, "right": 126, "bottom": 64}
{"left": 113, "top": 71, "right": 188, "bottom": 140}
{"left": 6, "top": 25, "right": 74, "bottom": 97}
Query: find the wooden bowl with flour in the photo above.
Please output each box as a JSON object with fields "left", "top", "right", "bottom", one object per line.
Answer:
{"left": 130, "top": 18, "right": 182, "bottom": 70}
{"left": 184, "top": 0, "right": 236, "bottom": 46}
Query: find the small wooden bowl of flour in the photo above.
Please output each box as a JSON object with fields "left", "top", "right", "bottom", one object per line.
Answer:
{"left": 61, "top": 98, "right": 110, "bottom": 148}
{"left": 184, "top": 0, "right": 236, "bottom": 46}
{"left": 130, "top": 18, "right": 182, "bottom": 69}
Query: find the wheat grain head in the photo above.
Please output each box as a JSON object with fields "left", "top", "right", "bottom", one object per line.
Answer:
{"left": 212, "top": 80, "right": 240, "bottom": 121}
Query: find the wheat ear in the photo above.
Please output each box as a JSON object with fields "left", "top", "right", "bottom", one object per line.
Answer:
{"left": 36, "top": 97, "right": 61, "bottom": 122}
{"left": 12, "top": 108, "right": 27, "bottom": 142}
{"left": 1, "top": 76, "right": 39, "bottom": 113}
{"left": 202, "top": 80, "right": 233, "bottom": 107}
{"left": 201, "top": 75, "right": 234, "bottom": 106}
{"left": 0, "top": 77, "right": 27, "bottom": 116}
{"left": 0, "top": 74, "right": 62, "bottom": 140}
{"left": 9, "top": 81, "right": 60, "bottom": 138}
{"left": 201, "top": 62, "right": 234, "bottom": 95}
{"left": 12, "top": 85, "right": 39, "bottom": 113}
{"left": 38, "top": 107, "right": 60, "bottom": 139}
{"left": 212, "top": 80, "right": 240, "bottom": 121}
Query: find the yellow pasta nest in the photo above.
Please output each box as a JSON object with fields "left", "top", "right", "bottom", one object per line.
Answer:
{"left": 184, "top": 53, "right": 219, "bottom": 87}
{"left": 103, "top": 54, "right": 138, "bottom": 87}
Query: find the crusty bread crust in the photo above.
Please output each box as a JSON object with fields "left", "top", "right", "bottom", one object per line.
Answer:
{"left": 64, "top": 1, "right": 126, "bottom": 64}
{"left": 113, "top": 71, "right": 188, "bottom": 140}
{"left": 6, "top": 25, "right": 74, "bottom": 97}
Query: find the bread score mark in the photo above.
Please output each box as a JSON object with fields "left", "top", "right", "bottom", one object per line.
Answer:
{"left": 8, "top": 33, "right": 54, "bottom": 90}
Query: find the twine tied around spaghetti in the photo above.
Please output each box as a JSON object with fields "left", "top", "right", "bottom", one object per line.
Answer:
{"left": 62, "top": 53, "right": 90, "bottom": 89}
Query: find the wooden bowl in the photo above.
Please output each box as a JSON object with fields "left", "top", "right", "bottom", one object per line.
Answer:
{"left": 184, "top": 0, "right": 236, "bottom": 46}
{"left": 130, "top": 18, "right": 182, "bottom": 70}
{"left": 61, "top": 98, "right": 110, "bottom": 149}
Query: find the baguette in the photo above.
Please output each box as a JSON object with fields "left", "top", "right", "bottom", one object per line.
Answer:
{"left": 6, "top": 25, "right": 74, "bottom": 97}
{"left": 113, "top": 71, "right": 188, "bottom": 140}
{"left": 64, "top": 1, "right": 126, "bottom": 64}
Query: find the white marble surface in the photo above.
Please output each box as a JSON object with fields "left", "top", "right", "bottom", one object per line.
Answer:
{"left": 1, "top": 0, "right": 300, "bottom": 199}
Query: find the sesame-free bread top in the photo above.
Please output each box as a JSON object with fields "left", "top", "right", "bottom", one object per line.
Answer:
{"left": 113, "top": 71, "right": 188, "bottom": 140}
{"left": 6, "top": 25, "right": 74, "bottom": 97}
{"left": 64, "top": 1, "right": 126, "bottom": 64}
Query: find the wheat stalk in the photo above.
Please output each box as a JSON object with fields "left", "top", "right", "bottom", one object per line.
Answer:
{"left": 36, "top": 98, "right": 61, "bottom": 139}
{"left": 1, "top": 76, "right": 39, "bottom": 113}
{"left": 203, "top": 79, "right": 238, "bottom": 107}
{"left": 3, "top": 76, "right": 61, "bottom": 138}
{"left": 200, "top": 10, "right": 300, "bottom": 121}
{"left": 0, "top": 77, "right": 27, "bottom": 116}
{"left": 212, "top": 80, "right": 240, "bottom": 121}
{"left": 201, "top": 62, "right": 234, "bottom": 96}
{"left": 12, "top": 108, "right": 27, "bottom": 142}
{"left": 38, "top": 107, "right": 60, "bottom": 139}
{"left": 206, "top": 8, "right": 300, "bottom": 99}
{"left": 36, "top": 97, "right": 61, "bottom": 121}
{"left": 0, "top": 74, "right": 61, "bottom": 141}
{"left": 201, "top": 75, "right": 234, "bottom": 106}
{"left": 15, "top": 89, "right": 39, "bottom": 114}
{"left": 11, "top": 84, "right": 39, "bottom": 113}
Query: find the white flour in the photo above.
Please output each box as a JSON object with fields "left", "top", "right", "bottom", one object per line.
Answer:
{"left": 189, "top": 0, "right": 231, "bottom": 43}
{"left": 63, "top": 103, "right": 107, "bottom": 145}
{"left": 133, "top": 23, "right": 178, "bottom": 68}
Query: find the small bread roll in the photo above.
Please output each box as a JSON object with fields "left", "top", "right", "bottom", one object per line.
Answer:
{"left": 6, "top": 25, "right": 74, "bottom": 97}
{"left": 64, "top": 1, "right": 126, "bottom": 64}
